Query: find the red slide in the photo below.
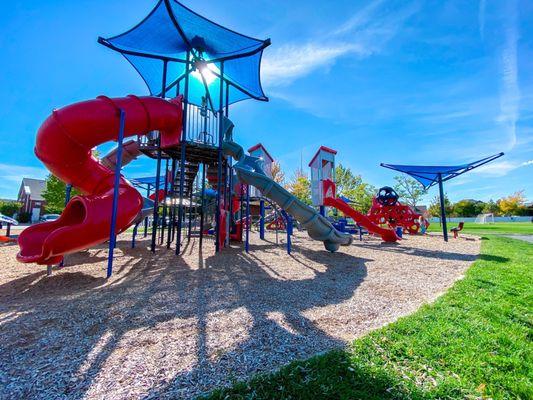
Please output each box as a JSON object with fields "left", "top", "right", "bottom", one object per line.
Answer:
{"left": 324, "top": 197, "right": 399, "bottom": 242}
{"left": 17, "top": 95, "right": 183, "bottom": 265}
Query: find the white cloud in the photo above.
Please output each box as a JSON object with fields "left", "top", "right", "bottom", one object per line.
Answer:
{"left": 497, "top": 0, "right": 520, "bottom": 151}
{"left": 471, "top": 159, "right": 532, "bottom": 177}
{"left": 262, "top": 43, "right": 366, "bottom": 87}
{"left": 262, "top": 1, "right": 419, "bottom": 88}
{"left": 333, "top": 0, "right": 386, "bottom": 35}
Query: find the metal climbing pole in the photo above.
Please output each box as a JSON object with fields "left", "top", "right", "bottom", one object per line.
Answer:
{"left": 215, "top": 62, "right": 225, "bottom": 252}
{"left": 107, "top": 108, "right": 126, "bottom": 278}
{"left": 438, "top": 173, "right": 448, "bottom": 242}
{"left": 176, "top": 51, "right": 191, "bottom": 255}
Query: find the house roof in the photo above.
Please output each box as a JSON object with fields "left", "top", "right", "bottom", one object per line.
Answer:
{"left": 248, "top": 143, "right": 274, "bottom": 162}
{"left": 308, "top": 146, "right": 337, "bottom": 167}
{"left": 19, "top": 178, "right": 46, "bottom": 201}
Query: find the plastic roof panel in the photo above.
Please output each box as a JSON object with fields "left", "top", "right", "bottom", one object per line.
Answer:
{"left": 381, "top": 153, "right": 504, "bottom": 189}
{"left": 99, "top": 0, "right": 270, "bottom": 107}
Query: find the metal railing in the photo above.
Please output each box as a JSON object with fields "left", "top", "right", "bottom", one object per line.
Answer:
{"left": 185, "top": 103, "right": 219, "bottom": 147}
{"left": 137, "top": 103, "right": 219, "bottom": 149}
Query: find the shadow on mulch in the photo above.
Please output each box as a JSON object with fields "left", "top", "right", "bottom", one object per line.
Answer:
{"left": 0, "top": 237, "right": 368, "bottom": 399}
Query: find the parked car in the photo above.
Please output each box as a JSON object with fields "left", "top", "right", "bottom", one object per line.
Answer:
{"left": 39, "top": 214, "right": 60, "bottom": 222}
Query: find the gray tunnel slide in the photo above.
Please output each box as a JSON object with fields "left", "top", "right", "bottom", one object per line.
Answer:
{"left": 222, "top": 136, "right": 353, "bottom": 252}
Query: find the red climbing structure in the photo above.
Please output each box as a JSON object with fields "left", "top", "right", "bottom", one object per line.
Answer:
{"left": 366, "top": 186, "right": 428, "bottom": 235}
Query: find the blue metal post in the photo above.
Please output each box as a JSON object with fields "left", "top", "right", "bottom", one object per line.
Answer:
{"left": 215, "top": 62, "right": 225, "bottom": 252}
{"left": 281, "top": 210, "right": 291, "bottom": 254}
{"left": 160, "top": 159, "right": 169, "bottom": 244}
{"left": 107, "top": 109, "right": 126, "bottom": 278}
{"left": 245, "top": 184, "right": 250, "bottom": 253}
{"left": 151, "top": 145, "right": 162, "bottom": 252}
{"left": 167, "top": 158, "right": 177, "bottom": 248}
{"left": 319, "top": 205, "right": 325, "bottom": 217}
{"left": 176, "top": 52, "right": 190, "bottom": 255}
{"left": 259, "top": 199, "right": 265, "bottom": 240}
{"left": 144, "top": 185, "right": 150, "bottom": 237}
{"left": 438, "top": 173, "right": 448, "bottom": 242}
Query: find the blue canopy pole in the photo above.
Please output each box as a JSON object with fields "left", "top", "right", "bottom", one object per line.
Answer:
{"left": 438, "top": 173, "right": 448, "bottom": 242}
{"left": 199, "top": 163, "right": 206, "bottom": 248}
{"left": 144, "top": 184, "right": 150, "bottom": 238}
{"left": 215, "top": 61, "right": 225, "bottom": 252}
{"left": 151, "top": 60, "right": 168, "bottom": 252}
{"left": 167, "top": 158, "right": 177, "bottom": 248}
{"left": 259, "top": 199, "right": 265, "bottom": 240}
{"left": 245, "top": 184, "right": 250, "bottom": 253}
{"left": 160, "top": 158, "right": 169, "bottom": 244}
{"left": 107, "top": 108, "right": 126, "bottom": 278}
{"left": 176, "top": 52, "right": 190, "bottom": 256}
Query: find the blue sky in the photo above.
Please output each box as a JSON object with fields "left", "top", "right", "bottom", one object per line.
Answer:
{"left": 0, "top": 0, "right": 531, "bottom": 204}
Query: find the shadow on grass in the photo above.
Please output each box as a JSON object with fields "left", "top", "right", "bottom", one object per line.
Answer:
{"left": 477, "top": 254, "right": 510, "bottom": 263}
{"left": 202, "top": 349, "right": 424, "bottom": 400}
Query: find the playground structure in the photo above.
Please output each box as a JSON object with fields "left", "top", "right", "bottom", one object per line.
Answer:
{"left": 13, "top": 0, "right": 502, "bottom": 276}
{"left": 367, "top": 186, "right": 428, "bottom": 235}
{"left": 18, "top": 0, "right": 394, "bottom": 275}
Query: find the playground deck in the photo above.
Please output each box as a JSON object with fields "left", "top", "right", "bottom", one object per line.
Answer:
{"left": 0, "top": 232, "right": 479, "bottom": 399}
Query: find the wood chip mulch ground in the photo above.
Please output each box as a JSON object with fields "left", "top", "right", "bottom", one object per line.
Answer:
{"left": 0, "top": 230, "right": 480, "bottom": 399}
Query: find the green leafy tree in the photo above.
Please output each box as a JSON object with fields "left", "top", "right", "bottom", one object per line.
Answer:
{"left": 452, "top": 199, "right": 485, "bottom": 217}
{"left": 482, "top": 199, "right": 499, "bottom": 215}
{"left": 286, "top": 169, "right": 311, "bottom": 205}
{"left": 429, "top": 194, "right": 452, "bottom": 222}
{"left": 41, "top": 175, "right": 80, "bottom": 213}
{"left": 393, "top": 175, "right": 426, "bottom": 208}
{"left": 335, "top": 164, "right": 375, "bottom": 213}
{"left": 0, "top": 200, "right": 22, "bottom": 217}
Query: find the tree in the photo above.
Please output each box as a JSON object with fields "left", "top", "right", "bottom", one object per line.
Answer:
{"left": 452, "top": 199, "right": 485, "bottom": 217}
{"left": 393, "top": 175, "right": 426, "bottom": 208}
{"left": 482, "top": 199, "right": 499, "bottom": 215}
{"left": 498, "top": 190, "right": 527, "bottom": 216}
{"left": 286, "top": 169, "right": 311, "bottom": 205}
{"left": 41, "top": 175, "right": 80, "bottom": 213}
{"left": 0, "top": 200, "right": 22, "bottom": 217}
{"left": 428, "top": 193, "right": 452, "bottom": 222}
{"left": 335, "top": 164, "right": 375, "bottom": 213}
{"left": 270, "top": 161, "right": 285, "bottom": 185}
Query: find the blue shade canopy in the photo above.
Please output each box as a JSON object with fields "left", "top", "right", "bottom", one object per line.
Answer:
{"left": 381, "top": 153, "right": 504, "bottom": 189}
{"left": 98, "top": 0, "right": 270, "bottom": 108}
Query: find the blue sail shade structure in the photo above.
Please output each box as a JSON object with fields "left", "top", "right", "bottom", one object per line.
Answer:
{"left": 381, "top": 152, "right": 504, "bottom": 241}
{"left": 98, "top": 0, "right": 270, "bottom": 108}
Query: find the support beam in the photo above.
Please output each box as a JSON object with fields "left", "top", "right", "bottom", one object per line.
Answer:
{"left": 259, "top": 199, "right": 265, "bottom": 240}
{"left": 245, "top": 184, "right": 250, "bottom": 253}
{"left": 438, "top": 173, "right": 448, "bottom": 242}
{"left": 107, "top": 108, "right": 126, "bottom": 278}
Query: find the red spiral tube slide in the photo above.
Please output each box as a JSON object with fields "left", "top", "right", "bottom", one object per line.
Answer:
{"left": 17, "top": 95, "right": 183, "bottom": 265}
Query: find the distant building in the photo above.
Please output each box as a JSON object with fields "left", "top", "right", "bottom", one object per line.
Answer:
{"left": 17, "top": 178, "right": 46, "bottom": 222}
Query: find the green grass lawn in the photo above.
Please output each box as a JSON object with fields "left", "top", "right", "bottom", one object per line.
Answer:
{"left": 203, "top": 236, "right": 532, "bottom": 399}
{"left": 427, "top": 221, "right": 533, "bottom": 235}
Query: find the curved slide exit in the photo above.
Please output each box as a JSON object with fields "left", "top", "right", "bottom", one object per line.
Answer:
{"left": 222, "top": 139, "right": 353, "bottom": 252}
{"left": 322, "top": 179, "right": 398, "bottom": 243}
{"left": 17, "top": 95, "right": 183, "bottom": 265}
{"left": 323, "top": 197, "right": 399, "bottom": 243}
